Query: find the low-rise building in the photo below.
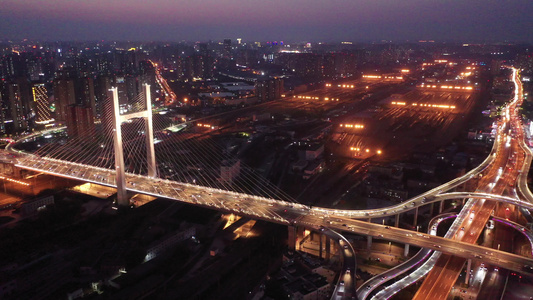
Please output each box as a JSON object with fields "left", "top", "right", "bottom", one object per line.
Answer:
{"left": 297, "top": 143, "right": 324, "bottom": 161}
{"left": 303, "top": 160, "right": 325, "bottom": 180}
{"left": 220, "top": 159, "right": 241, "bottom": 184}
{"left": 20, "top": 195, "right": 54, "bottom": 217}
{"left": 144, "top": 227, "right": 196, "bottom": 262}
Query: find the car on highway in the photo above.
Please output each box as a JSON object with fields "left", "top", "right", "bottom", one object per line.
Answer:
{"left": 523, "top": 265, "right": 533, "bottom": 272}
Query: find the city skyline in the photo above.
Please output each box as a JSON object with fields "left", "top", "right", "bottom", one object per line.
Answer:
{"left": 1, "top": 0, "right": 533, "bottom": 43}
{"left": 2, "top": 2, "right": 533, "bottom": 299}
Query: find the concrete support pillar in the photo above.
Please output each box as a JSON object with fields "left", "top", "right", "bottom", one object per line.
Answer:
{"left": 404, "top": 244, "right": 410, "bottom": 257}
{"left": 319, "top": 233, "right": 323, "bottom": 259}
{"left": 429, "top": 202, "right": 434, "bottom": 216}
{"left": 143, "top": 84, "right": 157, "bottom": 178}
{"left": 465, "top": 259, "right": 472, "bottom": 285}
{"left": 395, "top": 214, "right": 400, "bottom": 227}
{"left": 367, "top": 218, "right": 371, "bottom": 223}
{"left": 288, "top": 226, "right": 297, "bottom": 251}
{"left": 325, "top": 237, "right": 331, "bottom": 260}
{"left": 367, "top": 236, "right": 372, "bottom": 250}
{"left": 439, "top": 200, "right": 445, "bottom": 214}
{"left": 111, "top": 87, "right": 128, "bottom": 206}
{"left": 413, "top": 206, "right": 419, "bottom": 227}
{"left": 12, "top": 166, "right": 22, "bottom": 179}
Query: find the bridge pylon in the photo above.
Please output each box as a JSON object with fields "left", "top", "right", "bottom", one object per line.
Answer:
{"left": 110, "top": 84, "right": 157, "bottom": 207}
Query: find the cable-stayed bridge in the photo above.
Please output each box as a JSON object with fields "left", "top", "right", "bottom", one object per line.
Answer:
{"left": 2, "top": 67, "right": 533, "bottom": 298}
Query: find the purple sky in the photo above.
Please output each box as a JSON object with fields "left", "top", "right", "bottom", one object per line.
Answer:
{"left": 1, "top": 0, "right": 532, "bottom": 42}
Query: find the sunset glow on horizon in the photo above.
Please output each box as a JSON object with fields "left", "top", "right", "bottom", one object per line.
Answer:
{"left": 1, "top": 0, "right": 532, "bottom": 42}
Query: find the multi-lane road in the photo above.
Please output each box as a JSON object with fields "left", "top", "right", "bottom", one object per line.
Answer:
{"left": 356, "top": 213, "right": 455, "bottom": 300}
{"left": 412, "top": 67, "right": 530, "bottom": 299}
{"left": 2, "top": 67, "right": 533, "bottom": 299}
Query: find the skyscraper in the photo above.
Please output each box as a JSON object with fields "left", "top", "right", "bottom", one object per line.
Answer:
{"left": 94, "top": 75, "right": 113, "bottom": 121}
{"left": 223, "top": 39, "right": 232, "bottom": 59}
{"left": 65, "top": 104, "right": 94, "bottom": 137}
{"left": 0, "top": 89, "right": 5, "bottom": 135}
{"left": 53, "top": 78, "right": 76, "bottom": 122}
{"left": 32, "top": 83, "right": 53, "bottom": 125}
{"left": 1, "top": 79, "right": 32, "bottom": 134}
{"left": 75, "top": 77, "right": 96, "bottom": 120}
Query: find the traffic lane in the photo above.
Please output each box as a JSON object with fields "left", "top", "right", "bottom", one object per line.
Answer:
{"left": 301, "top": 215, "right": 533, "bottom": 276}
{"left": 323, "top": 229, "right": 357, "bottom": 299}
{"left": 356, "top": 212, "right": 454, "bottom": 300}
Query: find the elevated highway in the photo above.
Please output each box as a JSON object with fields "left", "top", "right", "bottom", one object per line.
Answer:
{"left": 1, "top": 66, "right": 533, "bottom": 298}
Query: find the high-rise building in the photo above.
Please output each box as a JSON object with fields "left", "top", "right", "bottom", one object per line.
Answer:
{"left": 1, "top": 79, "right": 32, "bottom": 134}
{"left": 94, "top": 76, "right": 112, "bottom": 121}
{"left": 27, "top": 56, "right": 45, "bottom": 81}
{"left": 114, "top": 76, "right": 129, "bottom": 107}
{"left": 277, "top": 53, "right": 322, "bottom": 79}
{"left": 0, "top": 89, "right": 5, "bottom": 135}
{"left": 256, "top": 78, "right": 284, "bottom": 102}
{"left": 94, "top": 52, "right": 113, "bottom": 75}
{"left": 223, "top": 39, "right": 232, "bottom": 59}
{"left": 125, "top": 76, "right": 139, "bottom": 104}
{"left": 191, "top": 55, "right": 214, "bottom": 80}
{"left": 188, "top": 43, "right": 214, "bottom": 80}
{"left": 0, "top": 53, "right": 26, "bottom": 79}
{"left": 32, "top": 83, "right": 53, "bottom": 125}
{"left": 491, "top": 60, "right": 502, "bottom": 75}
{"left": 65, "top": 104, "right": 94, "bottom": 137}
{"left": 75, "top": 77, "right": 96, "bottom": 120}
{"left": 53, "top": 78, "right": 76, "bottom": 122}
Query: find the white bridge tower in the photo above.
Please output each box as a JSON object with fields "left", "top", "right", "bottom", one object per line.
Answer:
{"left": 111, "top": 84, "right": 157, "bottom": 206}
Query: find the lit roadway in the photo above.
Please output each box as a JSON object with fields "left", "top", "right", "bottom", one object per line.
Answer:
{"left": 318, "top": 227, "right": 357, "bottom": 300}
{"left": 149, "top": 60, "right": 178, "bottom": 105}
{"left": 5, "top": 153, "right": 533, "bottom": 276}
{"left": 3, "top": 68, "right": 533, "bottom": 297}
{"left": 356, "top": 213, "right": 455, "bottom": 300}
{"left": 370, "top": 67, "right": 532, "bottom": 299}
{"left": 412, "top": 67, "right": 530, "bottom": 299}
{"left": 492, "top": 216, "right": 533, "bottom": 256}
{"left": 372, "top": 198, "right": 480, "bottom": 300}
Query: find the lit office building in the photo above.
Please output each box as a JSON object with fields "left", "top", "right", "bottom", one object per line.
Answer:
{"left": 32, "top": 83, "right": 53, "bottom": 125}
